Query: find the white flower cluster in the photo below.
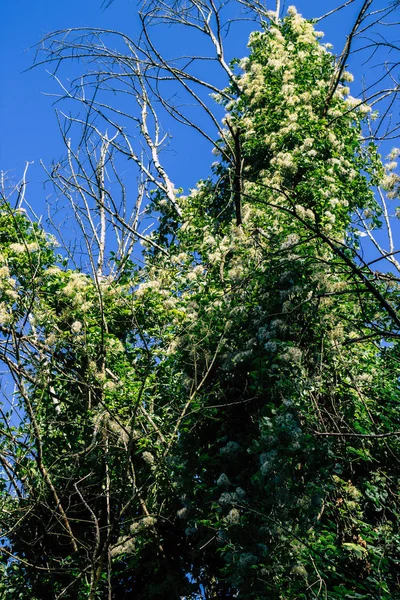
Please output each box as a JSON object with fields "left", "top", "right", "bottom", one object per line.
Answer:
{"left": 110, "top": 514, "right": 158, "bottom": 557}
{"left": 63, "top": 272, "right": 91, "bottom": 308}
{"left": 9, "top": 242, "right": 40, "bottom": 254}
{"left": 345, "top": 95, "right": 372, "bottom": 116}
{"left": 135, "top": 279, "right": 161, "bottom": 297}
{"left": 177, "top": 507, "right": 188, "bottom": 519}
{"left": 105, "top": 337, "right": 125, "bottom": 354}
{"left": 218, "top": 487, "right": 246, "bottom": 505}
{"left": 0, "top": 302, "right": 12, "bottom": 325}
{"left": 110, "top": 534, "right": 135, "bottom": 557}
{"left": 226, "top": 508, "right": 240, "bottom": 524}
{"left": 271, "top": 152, "right": 297, "bottom": 174}
{"left": 241, "top": 59, "right": 266, "bottom": 103}
{"left": 217, "top": 473, "right": 231, "bottom": 487}
{"left": 280, "top": 234, "right": 299, "bottom": 251}
{"left": 142, "top": 451, "right": 155, "bottom": 465}
{"left": 71, "top": 320, "right": 83, "bottom": 334}
{"left": 381, "top": 148, "right": 400, "bottom": 199}
{"left": 0, "top": 261, "right": 18, "bottom": 305}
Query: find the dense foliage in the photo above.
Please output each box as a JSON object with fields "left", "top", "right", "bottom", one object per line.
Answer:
{"left": 1, "top": 6, "right": 400, "bottom": 599}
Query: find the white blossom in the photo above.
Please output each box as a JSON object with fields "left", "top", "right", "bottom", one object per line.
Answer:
{"left": 287, "top": 5, "right": 298, "bottom": 16}
{"left": 9, "top": 242, "right": 39, "bottom": 254}
{"left": 217, "top": 473, "right": 231, "bottom": 487}
{"left": 142, "top": 451, "right": 155, "bottom": 465}
{"left": 0, "top": 304, "right": 12, "bottom": 325}
{"left": 71, "top": 321, "right": 83, "bottom": 334}
{"left": 388, "top": 148, "right": 400, "bottom": 160}
{"left": 142, "top": 516, "right": 157, "bottom": 528}
{"left": 64, "top": 273, "right": 90, "bottom": 298}
{"left": 226, "top": 508, "right": 240, "bottom": 524}
{"left": 341, "top": 71, "right": 354, "bottom": 82}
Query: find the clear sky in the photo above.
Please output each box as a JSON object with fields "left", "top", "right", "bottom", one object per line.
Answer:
{"left": 1, "top": 0, "right": 140, "bottom": 189}
{"left": 0, "top": 0, "right": 396, "bottom": 216}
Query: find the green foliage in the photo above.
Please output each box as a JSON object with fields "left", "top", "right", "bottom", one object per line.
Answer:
{"left": 1, "top": 6, "right": 400, "bottom": 599}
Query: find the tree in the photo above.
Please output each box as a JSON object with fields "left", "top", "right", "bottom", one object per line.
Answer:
{"left": 1, "top": 1, "right": 400, "bottom": 598}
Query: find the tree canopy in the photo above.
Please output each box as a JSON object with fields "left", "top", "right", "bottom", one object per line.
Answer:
{"left": 1, "top": 2, "right": 400, "bottom": 599}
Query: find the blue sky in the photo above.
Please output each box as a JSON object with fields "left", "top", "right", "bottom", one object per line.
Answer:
{"left": 0, "top": 1, "right": 139, "bottom": 184}
{"left": 0, "top": 0, "right": 396, "bottom": 217}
